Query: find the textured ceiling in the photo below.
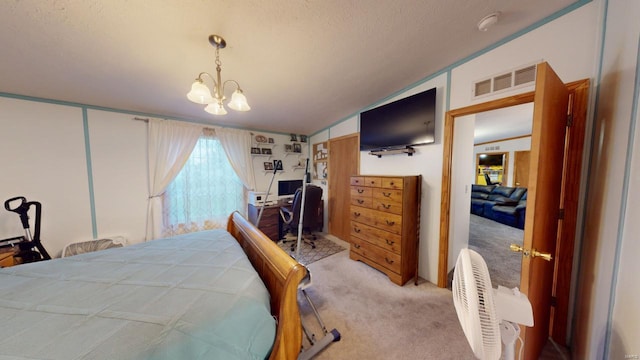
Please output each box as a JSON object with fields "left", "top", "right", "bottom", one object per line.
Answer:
{"left": 0, "top": 1, "right": 577, "bottom": 134}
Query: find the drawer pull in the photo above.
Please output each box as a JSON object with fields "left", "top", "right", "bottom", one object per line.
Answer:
{"left": 370, "top": 181, "right": 375, "bottom": 185}
{"left": 357, "top": 199, "right": 364, "bottom": 204}
{"left": 385, "top": 239, "right": 395, "bottom": 246}
{"left": 385, "top": 220, "right": 395, "bottom": 226}
{"left": 389, "top": 182, "right": 395, "bottom": 186}
{"left": 382, "top": 203, "right": 391, "bottom": 209}
{"left": 354, "top": 244, "right": 361, "bottom": 249}
{"left": 385, "top": 257, "right": 394, "bottom": 264}
{"left": 383, "top": 192, "right": 391, "bottom": 197}
{"left": 354, "top": 227, "right": 361, "bottom": 233}
{"left": 357, "top": 189, "right": 365, "bottom": 194}
{"left": 354, "top": 212, "right": 361, "bottom": 217}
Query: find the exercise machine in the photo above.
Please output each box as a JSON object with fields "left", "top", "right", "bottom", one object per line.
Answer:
{"left": 1, "top": 196, "right": 51, "bottom": 262}
{"left": 253, "top": 159, "right": 340, "bottom": 359}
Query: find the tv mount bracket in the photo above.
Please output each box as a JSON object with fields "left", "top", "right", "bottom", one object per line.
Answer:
{"left": 368, "top": 146, "right": 416, "bottom": 158}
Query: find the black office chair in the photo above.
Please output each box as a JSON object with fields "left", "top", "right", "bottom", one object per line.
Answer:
{"left": 279, "top": 185, "right": 323, "bottom": 251}
{"left": 484, "top": 173, "right": 494, "bottom": 185}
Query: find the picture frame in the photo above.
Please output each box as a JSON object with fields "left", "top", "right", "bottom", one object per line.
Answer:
{"left": 263, "top": 162, "right": 274, "bottom": 171}
{"left": 273, "top": 160, "right": 283, "bottom": 170}
{"left": 293, "top": 143, "right": 302, "bottom": 153}
{"left": 251, "top": 147, "right": 261, "bottom": 154}
{"left": 290, "top": 133, "right": 298, "bottom": 141}
{"left": 284, "top": 144, "right": 293, "bottom": 152}
{"left": 268, "top": 137, "right": 275, "bottom": 144}
{"left": 300, "top": 135, "right": 307, "bottom": 143}
{"left": 261, "top": 147, "right": 272, "bottom": 155}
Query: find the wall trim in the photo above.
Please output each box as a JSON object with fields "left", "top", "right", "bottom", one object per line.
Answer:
{"left": 82, "top": 107, "right": 98, "bottom": 239}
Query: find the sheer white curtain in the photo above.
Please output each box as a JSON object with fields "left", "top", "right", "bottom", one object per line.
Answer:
{"left": 162, "top": 131, "right": 245, "bottom": 237}
{"left": 146, "top": 118, "right": 203, "bottom": 240}
{"left": 215, "top": 127, "right": 256, "bottom": 191}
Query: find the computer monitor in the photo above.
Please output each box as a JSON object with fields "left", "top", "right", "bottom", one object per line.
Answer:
{"left": 278, "top": 179, "right": 303, "bottom": 198}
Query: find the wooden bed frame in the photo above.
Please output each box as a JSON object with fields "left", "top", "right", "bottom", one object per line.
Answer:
{"left": 227, "top": 211, "right": 306, "bottom": 360}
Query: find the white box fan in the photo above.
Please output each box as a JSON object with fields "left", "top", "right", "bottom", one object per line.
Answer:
{"left": 452, "top": 248, "right": 534, "bottom": 360}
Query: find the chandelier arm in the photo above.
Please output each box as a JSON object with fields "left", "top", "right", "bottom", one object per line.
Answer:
{"left": 197, "top": 72, "right": 223, "bottom": 102}
{"left": 222, "top": 79, "right": 243, "bottom": 92}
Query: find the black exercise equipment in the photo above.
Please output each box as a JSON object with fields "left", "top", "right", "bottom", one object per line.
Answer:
{"left": 2, "top": 196, "right": 51, "bottom": 262}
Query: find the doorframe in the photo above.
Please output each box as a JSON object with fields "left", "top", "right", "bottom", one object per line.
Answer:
{"left": 437, "top": 79, "right": 590, "bottom": 345}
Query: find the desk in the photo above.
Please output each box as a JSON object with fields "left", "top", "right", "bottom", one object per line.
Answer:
{"left": 248, "top": 200, "right": 323, "bottom": 242}
{"left": 0, "top": 248, "right": 18, "bottom": 268}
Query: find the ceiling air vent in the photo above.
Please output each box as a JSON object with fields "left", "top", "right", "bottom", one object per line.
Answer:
{"left": 472, "top": 63, "right": 538, "bottom": 99}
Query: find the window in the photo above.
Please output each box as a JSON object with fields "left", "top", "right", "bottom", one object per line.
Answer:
{"left": 162, "top": 133, "right": 244, "bottom": 236}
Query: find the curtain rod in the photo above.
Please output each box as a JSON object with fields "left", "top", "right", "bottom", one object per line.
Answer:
{"left": 133, "top": 117, "right": 217, "bottom": 132}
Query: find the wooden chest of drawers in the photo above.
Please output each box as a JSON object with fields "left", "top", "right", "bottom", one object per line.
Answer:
{"left": 349, "top": 175, "right": 420, "bottom": 285}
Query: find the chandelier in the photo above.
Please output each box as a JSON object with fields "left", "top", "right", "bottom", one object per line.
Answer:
{"left": 186, "top": 34, "right": 250, "bottom": 115}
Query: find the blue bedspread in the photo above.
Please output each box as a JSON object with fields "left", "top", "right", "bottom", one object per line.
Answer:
{"left": 0, "top": 230, "right": 275, "bottom": 359}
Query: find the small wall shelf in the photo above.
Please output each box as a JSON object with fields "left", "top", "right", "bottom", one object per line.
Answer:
{"left": 313, "top": 141, "right": 329, "bottom": 180}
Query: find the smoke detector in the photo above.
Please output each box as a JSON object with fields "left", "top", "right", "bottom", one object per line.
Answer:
{"left": 477, "top": 12, "right": 501, "bottom": 31}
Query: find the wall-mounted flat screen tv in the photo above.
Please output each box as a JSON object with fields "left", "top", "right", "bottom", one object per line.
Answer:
{"left": 359, "top": 87, "right": 436, "bottom": 151}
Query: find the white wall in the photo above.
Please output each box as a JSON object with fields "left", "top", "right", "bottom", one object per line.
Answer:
{"left": 88, "top": 110, "right": 148, "bottom": 245}
{"left": 448, "top": 114, "right": 476, "bottom": 272}
{"left": 0, "top": 98, "right": 93, "bottom": 256}
{"left": 250, "top": 132, "right": 311, "bottom": 201}
{"left": 573, "top": 0, "right": 640, "bottom": 358}
{"left": 450, "top": 3, "right": 601, "bottom": 109}
{"left": 357, "top": 73, "right": 448, "bottom": 282}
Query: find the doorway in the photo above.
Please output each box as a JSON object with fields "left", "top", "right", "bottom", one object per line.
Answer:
{"left": 438, "top": 63, "right": 590, "bottom": 357}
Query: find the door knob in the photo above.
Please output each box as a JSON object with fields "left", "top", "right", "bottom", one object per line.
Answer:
{"left": 531, "top": 249, "right": 553, "bottom": 261}
{"left": 510, "top": 244, "right": 552, "bottom": 261}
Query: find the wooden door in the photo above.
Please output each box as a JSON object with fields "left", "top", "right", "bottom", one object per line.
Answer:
{"left": 519, "top": 62, "right": 569, "bottom": 359}
{"left": 514, "top": 150, "right": 531, "bottom": 188}
{"left": 328, "top": 134, "right": 359, "bottom": 240}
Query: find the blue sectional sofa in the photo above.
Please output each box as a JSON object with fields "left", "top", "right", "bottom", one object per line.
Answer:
{"left": 470, "top": 184, "right": 528, "bottom": 229}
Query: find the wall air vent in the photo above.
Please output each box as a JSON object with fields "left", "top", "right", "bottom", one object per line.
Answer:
{"left": 475, "top": 79, "right": 492, "bottom": 97}
{"left": 472, "top": 63, "right": 538, "bottom": 99}
{"left": 514, "top": 65, "right": 536, "bottom": 86}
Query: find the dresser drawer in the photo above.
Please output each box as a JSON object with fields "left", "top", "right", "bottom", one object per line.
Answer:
{"left": 351, "top": 195, "right": 373, "bottom": 208}
{"left": 350, "top": 186, "right": 372, "bottom": 198}
{"left": 350, "top": 205, "right": 402, "bottom": 234}
{"left": 372, "top": 198, "right": 403, "bottom": 215}
{"left": 351, "top": 237, "right": 401, "bottom": 274}
{"left": 373, "top": 188, "right": 404, "bottom": 203}
{"left": 381, "top": 177, "right": 404, "bottom": 189}
{"left": 351, "top": 221, "right": 402, "bottom": 254}
{"left": 363, "top": 177, "right": 382, "bottom": 187}
{"left": 351, "top": 177, "right": 365, "bottom": 186}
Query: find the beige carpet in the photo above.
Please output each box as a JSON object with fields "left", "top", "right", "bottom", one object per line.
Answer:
{"left": 298, "top": 241, "right": 476, "bottom": 359}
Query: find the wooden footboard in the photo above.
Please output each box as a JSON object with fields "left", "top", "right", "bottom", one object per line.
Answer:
{"left": 227, "top": 211, "right": 306, "bottom": 360}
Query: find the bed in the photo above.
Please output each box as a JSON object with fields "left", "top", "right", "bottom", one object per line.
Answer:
{"left": 0, "top": 212, "right": 306, "bottom": 360}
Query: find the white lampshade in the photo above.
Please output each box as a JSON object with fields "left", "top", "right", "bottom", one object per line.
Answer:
{"left": 205, "top": 102, "right": 228, "bottom": 115}
{"left": 227, "top": 90, "right": 251, "bottom": 111}
{"left": 187, "top": 81, "right": 215, "bottom": 104}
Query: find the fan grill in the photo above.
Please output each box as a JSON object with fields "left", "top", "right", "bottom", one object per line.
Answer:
{"left": 452, "top": 249, "right": 501, "bottom": 360}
